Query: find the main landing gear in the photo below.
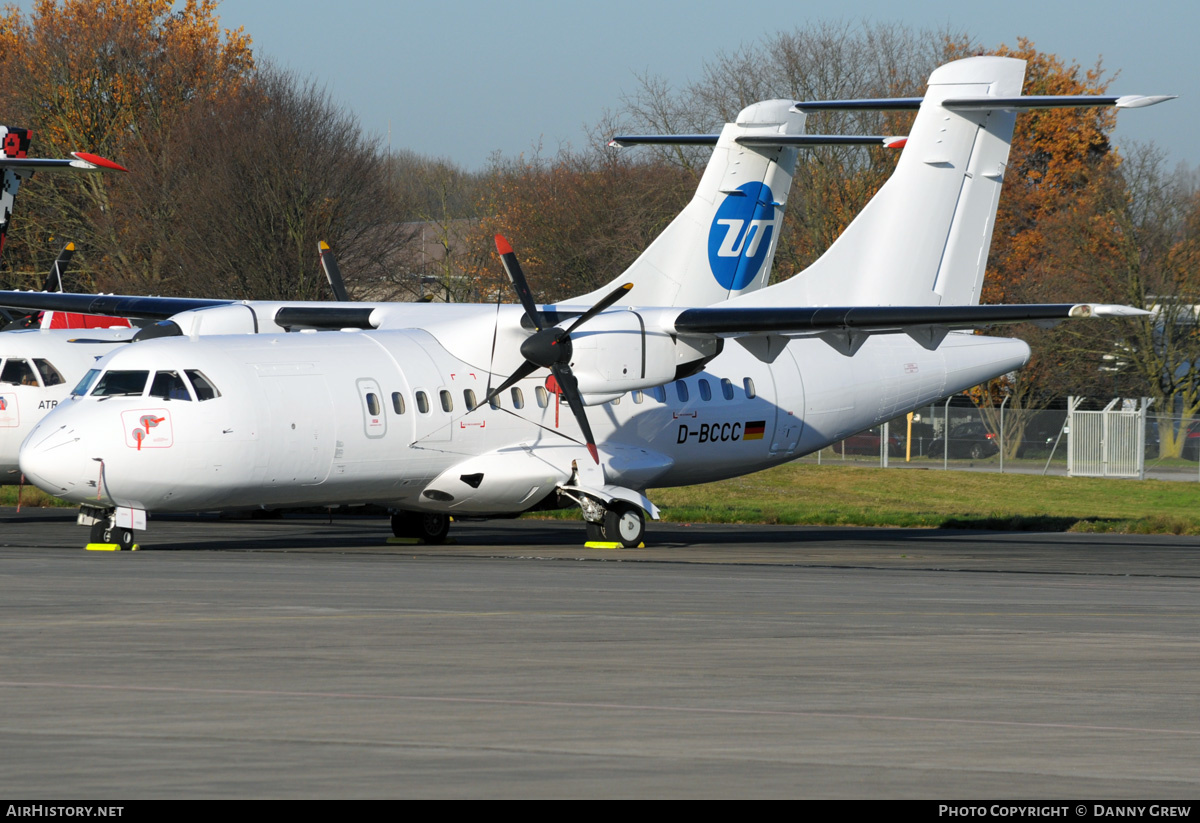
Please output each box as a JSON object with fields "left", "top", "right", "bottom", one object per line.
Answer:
{"left": 390, "top": 511, "right": 451, "bottom": 544}
{"left": 581, "top": 499, "right": 646, "bottom": 548}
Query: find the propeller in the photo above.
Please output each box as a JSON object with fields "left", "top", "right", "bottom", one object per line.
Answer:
{"left": 2, "top": 242, "right": 77, "bottom": 330}
{"left": 485, "top": 234, "right": 632, "bottom": 464}
{"left": 42, "top": 242, "right": 75, "bottom": 292}
{"left": 317, "top": 240, "right": 350, "bottom": 302}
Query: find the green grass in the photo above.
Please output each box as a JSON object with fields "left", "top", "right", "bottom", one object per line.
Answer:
{"left": 0, "top": 485, "right": 74, "bottom": 508}
{"left": 10, "top": 463, "right": 1200, "bottom": 534}
{"left": 541, "top": 463, "right": 1200, "bottom": 535}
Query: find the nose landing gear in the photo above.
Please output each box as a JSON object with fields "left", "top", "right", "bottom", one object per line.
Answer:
{"left": 81, "top": 505, "right": 139, "bottom": 551}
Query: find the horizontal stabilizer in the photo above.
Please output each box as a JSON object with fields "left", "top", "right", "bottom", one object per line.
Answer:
{"left": 609, "top": 133, "right": 897, "bottom": 148}
{"left": 792, "top": 94, "right": 1174, "bottom": 112}
{"left": 0, "top": 153, "right": 129, "bottom": 172}
{"left": 673, "top": 303, "right": 1149, "bottom": 336}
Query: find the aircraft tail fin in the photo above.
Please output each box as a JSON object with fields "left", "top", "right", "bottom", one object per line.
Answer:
{"left": 0, "top": 127, "right": 33, "bottom": 257}
{"left": 739, "top": 56, "right": 1028, "bottom": 309}
{"left": 565, "top": 100, "right": 810, "bottom": 309}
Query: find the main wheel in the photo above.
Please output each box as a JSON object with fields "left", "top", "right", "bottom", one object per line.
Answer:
{"left": 391, "top": 512, "right": 450, "bottom": 544}
{"left": 111, "top": 527, "right": 135, "bottom": 550}
{"left": 89, "top": 520, "right": 108, "bottom": 543}
{"left": 602, "top": 503, "right": 645, "bottom": 548}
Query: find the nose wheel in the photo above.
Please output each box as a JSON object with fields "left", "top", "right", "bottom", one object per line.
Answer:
{"left": 86, "top": 515, "right": 136, "bottom": 550}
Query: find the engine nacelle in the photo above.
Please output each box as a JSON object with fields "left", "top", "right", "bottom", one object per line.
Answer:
{"left": 567, "top": 310, "right": 676, "bottom": 395}
{"left": 168, "top": 304, "right": 261, "bottom": 336}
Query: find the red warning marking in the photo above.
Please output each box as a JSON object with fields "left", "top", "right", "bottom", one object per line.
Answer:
{"left": 135, "top": 430, "right": 144, "bottom": 451}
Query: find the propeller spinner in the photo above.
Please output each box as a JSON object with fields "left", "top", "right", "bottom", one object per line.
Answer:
{"left": 486, "top": 234, "right": 632, "bottom": 463}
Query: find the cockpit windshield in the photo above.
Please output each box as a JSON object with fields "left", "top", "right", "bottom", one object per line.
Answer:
{"left": 91, "top": 370, "right": 149, "bottom": 397}
{"left": 71, "top": 369, "right": 100, "bottom": 397}
{"left": 0, "top": 358, "right": 39, "bottom": 387}
{"left": 149, "top": 370, "right": 192, "bottom": 401}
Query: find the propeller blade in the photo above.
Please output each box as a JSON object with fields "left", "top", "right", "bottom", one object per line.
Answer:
{"left": 561, "top": 282, "right": 632, "bottom": 336}
{"left": 494, "top": 235, "right": 545, "bottom": 331}
{"left": 318, "top": 241, "right": 350, "bottom": 302}
{"left": 483, "top": 359, "right": 541, "bottom": 407}
{"left": 551, "top": 363, "right": 599, "bottom": 463}
{"left": 42, "top": 242, "right": 75, "bottom": 292}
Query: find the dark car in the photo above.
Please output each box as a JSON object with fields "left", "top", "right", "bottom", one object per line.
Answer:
{"left": 834, "top": 429, "right": 905, "bottom": 457}
{"left": 927, "top": 421, "right": 999, "bottom": 459}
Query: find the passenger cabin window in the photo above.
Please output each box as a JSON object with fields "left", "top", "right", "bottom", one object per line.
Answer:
{"left": 1, "top": 358, "right": 38, "bottom": 386}
{"left": 675, "top": 380, "right": 689, "bottom": 403}
{"left": 488, "top": 393, "right": 500, "bottom": 410}
{"left": 92, "top": 370, "right": 149, "bottom": 397}
{"left": 510, "top": 387, "right": 524, "bottom": 409}
{"left": 721, "top": 378, "right": 735, "bottom": 401}
{"left": 72, "top": 368, "right": 100, "bottom": 397}
{"left": 34, "top": 359, "right": 64, "bottom": 387}
{"left": 743, "top": 377, "right": 756, "bottom": 399}
{"left": 439, "top": 390, "right": 453, "bottom": 413}
{"left": 149, "top": 370, "right": 193, "bottom": 401}
{"left": 184, "top": 370, "right": 220, "bottom": 401}
{"left": 391, "top": 392, "right": 406, "bottom": 415}
{"left": 464, "top": 389, "right": 478, "bottom": 411}
{"left": 365, "top": 392, "right": 381, "bottom": 416}
{"left": 632, "top": 390, "right": 643, "bottom": 404}
{"left": 652, "top": 386, "right": 666, "bottom": 403}
{"left": 698, "top": 379, "right": 712, "bottom": 401}
{"left": 611, "top": 395, "right": 620, "bottom": 405}
{"left": 535, "top": 386, "right": 549, "bottom": 408}
{"left": 416, "top": 391, "right": 430, "bottom": 414}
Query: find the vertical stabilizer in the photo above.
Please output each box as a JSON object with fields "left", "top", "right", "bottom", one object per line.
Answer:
{"left": 0, "top": 126, "right": 33, "bottom": 257}
{"left": 566, "top": 100, "right": 806, "bottom": 308}
{"left": 739, "top": 56, "right": 1026, "bottom": 309}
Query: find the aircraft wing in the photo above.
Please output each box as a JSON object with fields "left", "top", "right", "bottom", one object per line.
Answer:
{"left": 0, "top": 290, "right": 232, "bottom": 320}
{"left": 672, "top": 303, "right": 1149, "bottom": 336}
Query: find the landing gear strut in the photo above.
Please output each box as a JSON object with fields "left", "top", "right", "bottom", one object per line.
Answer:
{"left": 582, "top": 498, "right": 645, "bottom": 548}
{"left": 82, "top": 506, "right": 136, "bottom": 550}
{"left": 390, "top": 511, "right": 450, "bottom": 544}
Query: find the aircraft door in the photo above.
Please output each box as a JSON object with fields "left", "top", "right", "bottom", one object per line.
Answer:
{"left": 769, "top": 349, "right": 804, "bottom": 457}
{"left": 263, "top": 374, "right": 334, "bottom": 486}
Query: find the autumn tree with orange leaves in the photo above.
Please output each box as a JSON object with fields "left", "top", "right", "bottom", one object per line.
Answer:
{"left": 0, "top": 0, "right": 254, "bottom": 290}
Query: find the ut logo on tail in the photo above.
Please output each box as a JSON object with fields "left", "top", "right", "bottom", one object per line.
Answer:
{"left": 707, "top": 182, "right": 778, "bottom": 291}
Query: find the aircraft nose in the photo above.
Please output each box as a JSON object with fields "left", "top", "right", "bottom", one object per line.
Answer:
{"left": 19, "top": 421, "right": 95, "bottom": 502}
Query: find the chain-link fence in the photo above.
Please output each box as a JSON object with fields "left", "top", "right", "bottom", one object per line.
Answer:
{"left": 797, "top": 397, "right": 1200, "bottom": 481}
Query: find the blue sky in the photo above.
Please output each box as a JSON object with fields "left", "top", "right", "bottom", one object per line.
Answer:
{"left": 14, "top": 1, "right": 1192, "bottom": 170}
{"left": 208, "top": 0, "right": 1196, "bottom": 170}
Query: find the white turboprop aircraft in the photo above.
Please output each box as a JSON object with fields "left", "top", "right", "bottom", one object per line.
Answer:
{"left": 8, "top": 57, "right": 1170, "bottom": 549}
{"left": 0, "top": 95, "right": 883, "bottom": 478}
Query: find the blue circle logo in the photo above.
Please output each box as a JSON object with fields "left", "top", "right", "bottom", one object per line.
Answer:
{"left": 707, "top": 182, "right": 777, "bottom": 291}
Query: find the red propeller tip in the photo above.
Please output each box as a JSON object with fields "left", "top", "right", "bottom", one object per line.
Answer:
{"left": 587, "top": 444, "right": 599, "bottom": 464}
{"left": 494, "top": 235, "right": 513, "bottom": 255}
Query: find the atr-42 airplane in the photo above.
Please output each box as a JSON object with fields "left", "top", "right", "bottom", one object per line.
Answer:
{"left": 0, "top": 90, "right": 881, "bottom": 480}
{"left": 7, "top": 57, "right": 1171, "bottom": 549}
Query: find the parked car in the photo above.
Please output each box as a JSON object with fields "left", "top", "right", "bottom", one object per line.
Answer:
{"left": 927, "top": 421, "right": 999, "bottom": 459}
{"left": 835, "top": 429, "right": 905, "bottom": 457}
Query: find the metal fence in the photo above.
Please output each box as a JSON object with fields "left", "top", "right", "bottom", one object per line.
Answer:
{"left": 800, "top": 396, "right": 1200, "bottom": 482}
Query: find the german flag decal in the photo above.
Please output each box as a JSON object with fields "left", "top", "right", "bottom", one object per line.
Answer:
{"left": 743, "top": 420, "right": 766, "bottom": 440}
